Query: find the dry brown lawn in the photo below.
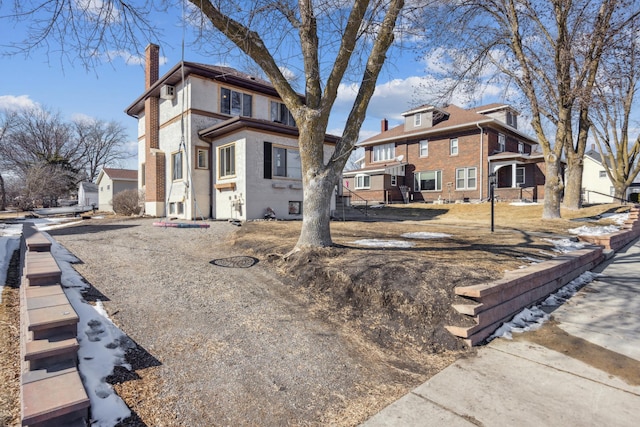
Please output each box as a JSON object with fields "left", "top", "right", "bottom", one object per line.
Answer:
{"left": 0, "top": 202, "right": 630, "bottom": 426}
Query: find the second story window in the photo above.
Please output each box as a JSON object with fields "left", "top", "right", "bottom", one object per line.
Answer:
{"left": 270, "top": 101, "right": 296, "bottom": 126}
{"left": 172, "top": 151, "right": 183, "bottom": 180}
{"left": 450, "top": 138, "right": 459, "bottom": 156}
{"left": 498, "top": 134, "right": 505, "bottom": 152}
{"left": 373, "top": 143, "right": 395, "bottom": 162}
{"left": 221, "top": 87, "right": 252, "bottom": 117}
{"left": 419, "top": 140, "right": 429, "bottom": 157}
{"left": 518, "top": 142, "right": 524, "bottom": 153}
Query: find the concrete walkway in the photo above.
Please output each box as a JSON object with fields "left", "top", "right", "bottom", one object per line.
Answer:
{"left": 363, "top": 239, "right": 640, "bottom": 426}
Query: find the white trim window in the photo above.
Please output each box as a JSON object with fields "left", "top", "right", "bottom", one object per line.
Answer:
{"left": 355, "top": 174, "right": 371, "bottom": 189}
{"left": 419, "top": 140, "right": 428, "bottom": 157}
{"left": 373, "top": 143, "right": 395, "bottom": 162}
{"left": 456, "top": 167, "right": 477, "bottom": 190}
{"left": 518, "top": 142, "right": 524, "bottom": 153}
{"left": 450, "top": 138, "right": 459, "bottom": 156}
{"left": 415, "top": 170, "right": 442, "bottom": 191}
{"left": 390, "top": 175, "right": 397, "bottom": 186}
{"left": 415, "top": 113, "right": 422, "bottom": 126}
{"left": 516, "top": 167, "right": 525, "bottom": 185}
{"left": 498, "top": 134, "right": 506, "bottom": 152}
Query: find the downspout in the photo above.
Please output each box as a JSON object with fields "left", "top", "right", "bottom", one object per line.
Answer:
{"left": 209, "top": 144, "right": 214, "bottom": 218}
{"left": 476, "top": 123, "right": 484, "bottom": 200}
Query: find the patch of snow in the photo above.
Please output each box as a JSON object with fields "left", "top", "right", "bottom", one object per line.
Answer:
{"left": 49, "top": 236, "right": 133, "bottom": 426}
{"left": 509, "top": 202, "right": 540, "bottom": 206}
{"left": 545, "top": 238, "right": 586, "bottom": 253}
{"left": 568, "top": 225, "right": 619, "bottom": 236}
{"left": 401, "top": 231, "right": 452, "bottom": 239}
{"left": 601, "top": 212, "right": 629, "bottom": 225}
{"left": 0, "top": 224, "right": 23, "bottom": 303}
{"left": 351, "top": 239, "right": 415, "bottom": 248}
{"left": 489, "top": 271, "right": 599, "bottom": 341}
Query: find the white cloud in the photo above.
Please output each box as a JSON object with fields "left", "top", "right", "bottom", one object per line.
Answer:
{"left": 104, "top": 50, "right": 167, "bottom": 66}
{"left": 0, "top": 95, "right": 38, "bottom": 111}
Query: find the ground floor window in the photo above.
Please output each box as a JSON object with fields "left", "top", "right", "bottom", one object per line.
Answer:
{"left": 288, "top": 201, "right": 302, "bottom": 215}
{"left": 456, "top": 167, "right": 477, "bottom": 190}
{"left": 415, "top": 170, "right": 442, "bottom": 191}
{"left": 273, "top": 146, "right": 302, "bottom": 179}
{"left": 355, "top": 174, "right": 370, "bottom": 189}
{"left": 169, "top": 202, "right": 184, "bottom": 215}
{"left": 516, "top": 167, "right": 525, "bottom": 185}
{"left": 219, "top": 143, "right": 236, "bottom": 178}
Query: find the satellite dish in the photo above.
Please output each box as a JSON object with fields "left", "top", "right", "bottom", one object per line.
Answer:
{"left": 396, "top": 155, "right": 404, "bottom": 162}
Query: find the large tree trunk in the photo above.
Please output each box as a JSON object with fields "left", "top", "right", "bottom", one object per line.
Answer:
{"left": 296, "top": 171, "right": 338, "bottom": 248}
{"left": 542, "top": 154, "right": 563, "bottom": 219}
{"left": 563, "top": 157, "right": 584, "bottom": 210}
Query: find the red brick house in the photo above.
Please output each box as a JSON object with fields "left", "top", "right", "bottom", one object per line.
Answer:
{"left": 342, "top": 104, "right": 548, "bottom": 204}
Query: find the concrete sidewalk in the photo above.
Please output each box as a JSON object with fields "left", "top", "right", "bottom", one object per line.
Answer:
{"left": 363, "top": 239, "right": 640, "bottom": 426}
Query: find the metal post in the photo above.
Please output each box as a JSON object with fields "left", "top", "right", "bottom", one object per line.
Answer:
{"left": 489, "top": 173, "right": 496, "bottom": 232}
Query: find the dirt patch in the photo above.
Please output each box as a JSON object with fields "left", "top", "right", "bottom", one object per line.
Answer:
{"left": 0, "top": 249, "right": 22, "bottom": 427}
{"left": 517, "top": 319, "right": 640, "bottom": 386}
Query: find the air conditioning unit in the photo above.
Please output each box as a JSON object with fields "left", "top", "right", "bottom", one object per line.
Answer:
{"left": 160, "top": 84, "right": 175, "bottom": 100}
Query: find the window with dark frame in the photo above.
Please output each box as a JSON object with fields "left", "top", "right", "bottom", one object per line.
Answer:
{"left": 270, "top": 101, "right": 296, "bottom": 126}
{"left": 221, "top": 87, "right": 252, "bottom": 117}
{"left": 172, "top": 151, "right": 183, "bottom": 180}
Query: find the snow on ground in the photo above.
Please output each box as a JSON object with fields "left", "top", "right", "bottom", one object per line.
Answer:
{"left": 568, "top": 224, "right": 620, "bottom": 236}
{"left": 0, "top": 223, "right": 23, "bottom": 303}
{"left": 401, "top": 231, "right": 452, "bottom": 239}
{"left": 509, "top": 202, "right": 540, "bottom": 206}
{"left": 545, "top": 238, "right": 587, "bottom": 253}
{"left": 50, "top": 237, "right": 132, "bottom": 426}
{"left": 0, "top": 218, "right": 131, "bottom": 426}
{"left": 351, "top": 239, "right": 415, "bottom": 248}
{"left": 490, "top": 271, "right": 600, "bottom": 341}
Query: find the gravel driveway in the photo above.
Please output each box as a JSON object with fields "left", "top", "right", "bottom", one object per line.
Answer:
{"left": 48, "top": 218, "right": 414, "bottom": 426}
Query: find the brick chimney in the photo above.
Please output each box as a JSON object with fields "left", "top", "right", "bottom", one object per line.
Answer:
{"left": 144, "top": 44, "right": 165, "bottom": 212}
{"left": 381, "top": 118, "right": 388, "bottom": 133}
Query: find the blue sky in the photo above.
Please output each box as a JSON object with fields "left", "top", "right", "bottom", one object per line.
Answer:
{"left": 0, "top": 3, "right": 503, "bottom": 170}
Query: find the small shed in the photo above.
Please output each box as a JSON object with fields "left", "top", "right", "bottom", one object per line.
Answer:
{"left": 77, "top": 182, "right": 98, "bottom": 207}
{"left": 96, "top": 168, "right": 138, "bottom": 212}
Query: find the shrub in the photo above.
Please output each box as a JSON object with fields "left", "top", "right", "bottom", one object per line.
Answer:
{"left": 112, "top": 189, "right": 143, "bottom": 216}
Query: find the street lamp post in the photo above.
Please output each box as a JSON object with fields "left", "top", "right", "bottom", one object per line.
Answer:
{"left": 489, "top": 172, "right": 496, "bottom": 232}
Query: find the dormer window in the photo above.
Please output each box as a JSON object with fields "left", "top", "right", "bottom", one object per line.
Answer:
{"left": 415, "top": 113, "right": 422, "bottom": 127}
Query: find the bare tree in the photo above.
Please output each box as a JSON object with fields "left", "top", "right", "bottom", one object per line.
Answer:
{"left": 426, "top": 0, "right": 639, "bottom": 218}
{"left": 590, "top": 34, "right": 640, "bottom": 201}
{"left": 0, "top": 109, "right": 19, "bottom": 210}
{"left": 2, "top": 0, "right": 411, "bottom": 249}
{"left": 73, "top": 117, "right": 132, "bottom": 182}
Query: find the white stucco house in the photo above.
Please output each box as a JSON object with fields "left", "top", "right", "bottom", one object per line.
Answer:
{"left": 125, "top": 44, "right": 338, "bottom": 221}
{"left": 96, "top": 168, "right": 139, "bottom": 212}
